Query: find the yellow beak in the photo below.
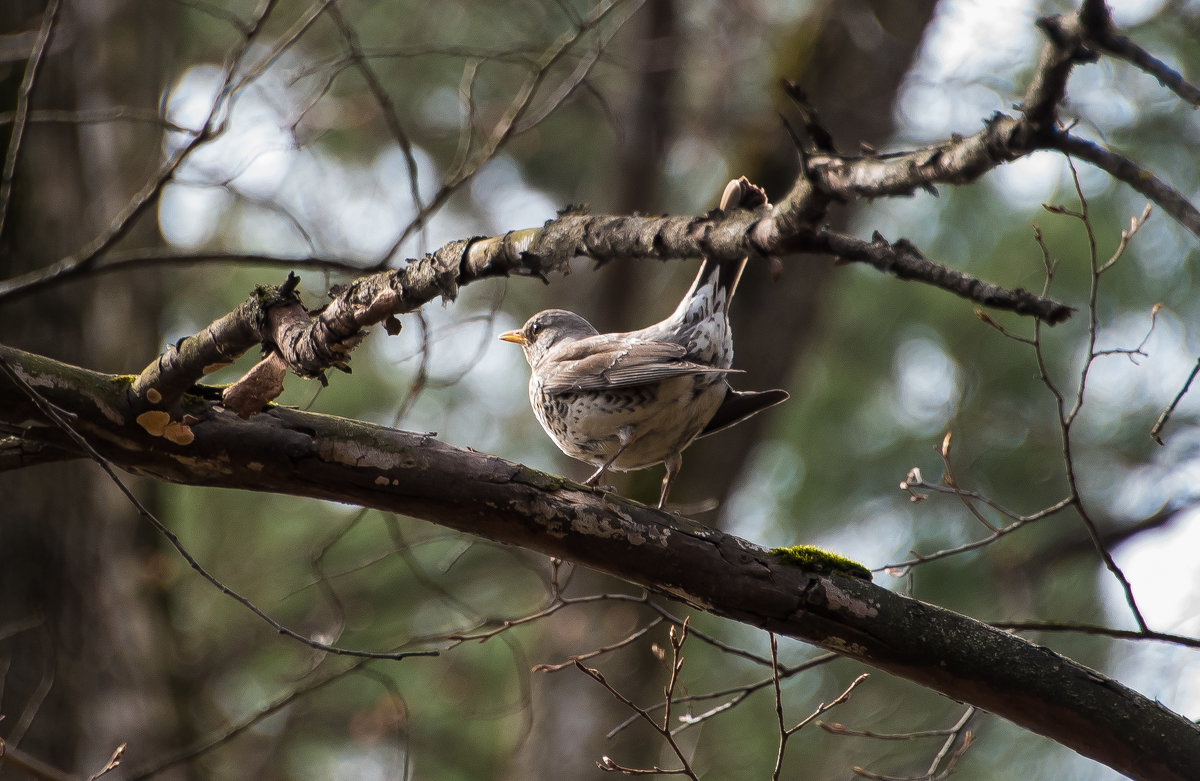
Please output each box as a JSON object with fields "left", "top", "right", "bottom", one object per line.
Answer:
{"left": 499, "top": 330, "right": 527, "bottom": 346}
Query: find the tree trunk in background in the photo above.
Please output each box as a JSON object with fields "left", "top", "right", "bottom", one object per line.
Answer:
{"left": 674, "top": 0, "right": 940, "bottom": 518}
{"left": 509, "top": 5, "right": 685, "bottom": 778}
{"left": 0, "top": 2, "right": 187, "bottom": 776}
{"left": 594, "top": 0, "right": 679, "bottom": 330}
{"left": 511, "top": 3, "right": 937, "bottom": 778}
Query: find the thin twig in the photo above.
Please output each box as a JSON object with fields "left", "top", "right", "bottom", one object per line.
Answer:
{"left": 605, "top": 650, "right": 838, "bottom": 739}
{"left": 0, "top": 107, "right": 194, "bottom": 132}
{"left": 886, "top": 477, "right": 1073, "bottom": 571}
{"left": 1150, "top": 357, "right": 1200, "bottom": 445}
{"left": 575, "top": 654, "right": 699, "bottom": 779}
{"left": 532, "top": 618, "right": 664, "bottom": 672}
{"left": 772, "top": 632, "right": 868, "bottom": 781}
{"left": 0, "top": 0, "right": 61, "bottom": 243}
{"left": 85, "top": 743, "right": 126, "bottom": 781}
{"left": 325, "top": 3, "right": 425, "bottom": 255}
{"left": 1053, "top": 158, "right": 1150, "bottom": 631}
{"left": 126, "top": 659, "right": 369, "bottom": 779}
{"left": 0, "top": 0, "right": 280, "bottom": 302}
{"left": 1049, "top": 133, "right": 1200, "bottom": 240}
{"left": 846, "top": 707, "right": 977, "bottom": 781}
{"left": 936, "top": 432, "right": 998, "bottom": 533}
{"left": 382, "top": 0, "right": 638, "bottom": 258}
{"left": 992, "top": 621, "right": 1200, "bottom": 649}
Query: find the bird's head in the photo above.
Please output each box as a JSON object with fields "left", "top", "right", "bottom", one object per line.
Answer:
{"left": 499, "top": 309, "right": 598, "bottom": 366}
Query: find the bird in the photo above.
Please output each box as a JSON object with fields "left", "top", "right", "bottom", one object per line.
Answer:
{"left": 499, "top": 177, "right": 788, "bottom": 509}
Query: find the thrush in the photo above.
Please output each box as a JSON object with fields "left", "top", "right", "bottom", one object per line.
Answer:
{"left": 500, "top": 177, "right": 788, "bottom": 509}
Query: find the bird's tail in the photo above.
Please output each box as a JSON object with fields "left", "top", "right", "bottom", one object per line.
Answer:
{"left": 668, "top": 177, "right": 764, "bottom": 325}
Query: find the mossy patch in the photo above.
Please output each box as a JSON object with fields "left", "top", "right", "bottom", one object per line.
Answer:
{"left": 770, "top": 545, "right": 872, "bottom": 581}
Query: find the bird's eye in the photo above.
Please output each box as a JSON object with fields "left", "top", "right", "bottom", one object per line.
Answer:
{"left": 530, "top": 323, "right": 541, "bottom": 337}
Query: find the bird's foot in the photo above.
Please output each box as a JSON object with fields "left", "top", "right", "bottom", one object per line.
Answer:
{"left": 583, "top": 468, "right": 618, "bottom": 493}
{"left": 661, "top": 497, "right": 719, "bottom": 515}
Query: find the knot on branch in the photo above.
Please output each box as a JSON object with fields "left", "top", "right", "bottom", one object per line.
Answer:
{"left": 251, "top": 272, "right": 304, "bottom": 332}
{"left": 1036, "top": 15, "right": 1100, "bottom": 64}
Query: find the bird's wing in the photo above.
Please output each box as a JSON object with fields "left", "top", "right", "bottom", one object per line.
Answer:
{"left": 540, "top": 338, "right": 735, "bottom": 394}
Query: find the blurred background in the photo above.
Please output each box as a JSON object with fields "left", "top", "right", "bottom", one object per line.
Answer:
{"left": 1, "top": 0, "right": 1199, "bottom": 778}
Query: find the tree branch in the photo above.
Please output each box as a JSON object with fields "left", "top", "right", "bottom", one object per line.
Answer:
{"left": 0, "top": 0, "right": 61, "bottom": 244}
{"left": 1078, "top": 0, "right": 1200, "bottom": 107}
{"left": 1049, "top": 133, "right": 1200, "bottom": 237}
{"left": 2, "top": 342, "right": 1197, "bottom": 781}
{"left": 126, "top": 194, "right": 1070, "bottom": 415}
{"left": 797, "top": 229, "right": 1074, "bottom": 324}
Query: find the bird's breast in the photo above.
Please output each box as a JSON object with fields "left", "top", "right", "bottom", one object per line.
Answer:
{"left": 529, "top": 373, "right": 725, "bottom": 470}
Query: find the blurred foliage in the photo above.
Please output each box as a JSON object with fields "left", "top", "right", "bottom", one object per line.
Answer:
{"left": 7, "top": 0, "right": 1199, "bottom": 778}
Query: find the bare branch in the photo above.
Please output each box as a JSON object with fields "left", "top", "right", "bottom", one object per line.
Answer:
{"left": 772, "top": 631, "right": 867, "bottom": 780}
{"left": 85, "top": 743, "right": 126, "bottom": 781}
{"left": 605, "top": 646, "right": 838, "bottom": 739}
{"left": 1078, "top": 0, "right": 1200, "bottom": 107}
{"left": 0, "top": 349, "right": 439, "bottom": 663}
{"left": 759, "top": 4, "right": 1200, "bottom": 249}
{"left": 889, "top": 469, "right": 1074, "bottom": 571}
{"left": 575, "top": 653, "right": 699, "bottom": 780}
{"left": 1049, "top": 133, "right": 1200, "bottom": 239}
{"left": 126, "top": 190, "right": 1071, "bottom": 417}
{"left": 819, "top": 708, "right": 974, "bottom": 742}
{"left": 795, "top": 228, "right": 1073, "bottom": 324}
{"left": 325, "top": 4, "right": 425, "bottom": 234}
{"left": 171, "top": 0, "right": 255, "bottom": 34}
{"left": 992, "top": 621, "right": 1200, "bottom": 649}
{"left": 126, "top": 659, "right": 369, "bottom": 779}
{"left": 0, "top": 0, "right": 283, "bottom": 301}
{"left": 0, "top": 0, "right": 62, "bottom": 243}
{"left": 1151, "top": 357, "right": 1200, "bottom": 445}
{"left": 849, "top": 707, "right": 976, "bottom": 781}
{"left": 0, "top": 435, "right": 82, "bottom": 471}
{"left": 48, "top": 247, "right": 367, "bottom": 276}
{"left": 531, "top": 618, "right": 664, "bottom": 672}
{"left": 936, "top": 432, "right": 998, "bottom": 533}
{"left": 3, "top": 343, "right": 1199, "bottom": 781}
{"left": 0, "top": 107, "right": 195, "bottom": 133}
{"left": 1051, "top": 161, "right": 1150, "bottom": 632}
{"left": 382, "top": 0, "right": 640, "bottom": 261}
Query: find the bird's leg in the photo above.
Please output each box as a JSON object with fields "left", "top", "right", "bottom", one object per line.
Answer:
{"left": 584, "top": 425, "right": 635, "bottom": 487}
{"left": 657, "top": 451, "right": 683, "bottom": 510}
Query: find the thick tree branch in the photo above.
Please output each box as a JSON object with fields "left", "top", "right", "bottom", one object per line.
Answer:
{"left": 0, "top": 435, "right": 81, "bottom": 472}
{"left": 1, "top": 342, "right": 1197, "bottom": 781}
{"left": 134, "top": 197, "right": 1070, "bottom": 414}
